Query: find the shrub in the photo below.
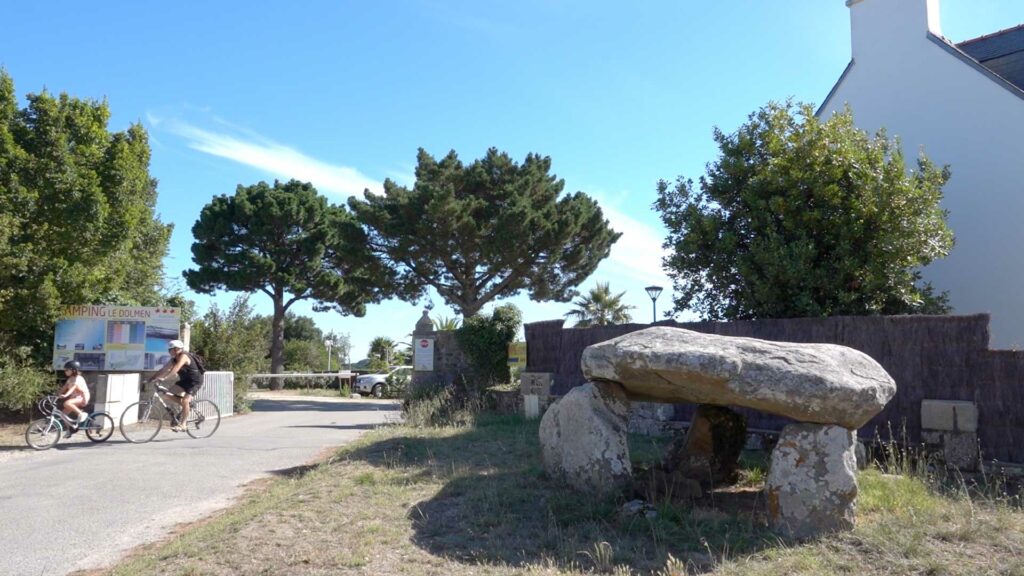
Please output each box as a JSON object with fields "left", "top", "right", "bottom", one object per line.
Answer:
{"left": 232, "top": 378, "right": 252, "bottom": 413}
{"left": 455, "top": 304, "right": 522, "bottom": 389}
{"left": 0, "top": 351, "right": 54, "bottom": 415}
{"left": 384, "top": 370, "right": 410, "bottom": 399}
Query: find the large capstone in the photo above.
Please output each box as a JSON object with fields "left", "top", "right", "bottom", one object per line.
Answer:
{"left": 766, "top": 423, "right": 858, "bottom": 539}
{"left": 582, "top": 327, "right": 895, "bottom": 429}
{"left": 539, "top": 381, "right": 632, "bottom": 495}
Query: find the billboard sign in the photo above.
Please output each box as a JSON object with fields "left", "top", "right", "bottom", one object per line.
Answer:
{"left": 53, "top": 305, "right": 181, "bottom": 371}
{"left": 507, "top": 341, "right": 527, "bottom": 370}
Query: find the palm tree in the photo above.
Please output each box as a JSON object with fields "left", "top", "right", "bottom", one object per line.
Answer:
{"left": 431, "top": 315, "right": 461, "bottom": 331}
{"left": 368, "top": 336, "right": 398, "bottom": 364}
{"left": 564, "top": 282, "right": 635, "bottom": 327}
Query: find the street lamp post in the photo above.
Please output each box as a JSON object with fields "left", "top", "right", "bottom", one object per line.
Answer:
{"left": 324, "top": 339, "right": 333, "bottom": 372}
{"left": 645, "top": 285, "right": 663, "bottom": 323}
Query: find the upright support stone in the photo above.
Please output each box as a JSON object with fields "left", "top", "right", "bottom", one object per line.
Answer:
{"left": 664, "top": 404, "right": 747, "bottom": 487}
{"left": 767, "top": 423, "right": 858, "bottom": 539}
{"left": 539, "top": 381, "right": 632, "bottom": 495}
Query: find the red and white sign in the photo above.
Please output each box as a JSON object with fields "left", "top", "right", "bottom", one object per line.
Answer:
{"left": 414, "top": 337, "right": 434, "bottom": 371}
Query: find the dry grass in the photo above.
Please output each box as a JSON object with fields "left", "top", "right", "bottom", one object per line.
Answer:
{"left": 93, "top": 415, "right": 1024, "bottom": 576}
{"left": 0, "top": 417, "right": 32, "bottom": 449}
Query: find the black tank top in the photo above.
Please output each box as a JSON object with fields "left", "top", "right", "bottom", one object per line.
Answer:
{"left": 178, "top": 353, "right": 201, "bottom": 387}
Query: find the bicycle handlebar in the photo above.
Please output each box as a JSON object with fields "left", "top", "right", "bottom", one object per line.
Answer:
{"left": 37, "top": 395, "right": 59, "bottom": 416}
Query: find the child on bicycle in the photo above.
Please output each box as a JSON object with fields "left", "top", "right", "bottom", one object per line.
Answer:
{"left": 58, "top": 360, "right": 90, "bottom": 429}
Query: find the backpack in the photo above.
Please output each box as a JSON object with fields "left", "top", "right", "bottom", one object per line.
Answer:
{"left": 187, "top": 352, "right": 207, "bottom": 376}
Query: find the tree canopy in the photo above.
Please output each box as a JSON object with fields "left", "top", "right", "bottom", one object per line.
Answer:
{"left": 348, "top": 147, "right": 620, "bottom": 317}
{"left": 184, "top": 179, "right": 393, "bottom": 385}
{"left": 564, "top": 282, "right": 634, "bottom": 327}
{"left": 0, "top": 70, "right": 171, "bottom": 359}
{"left": 655, "top": 101, "right": 954, "bottom": 321}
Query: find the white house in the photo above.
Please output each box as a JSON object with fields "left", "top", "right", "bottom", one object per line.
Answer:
{"left": 818, "top": 0, "right": 1024, "bottom": 348}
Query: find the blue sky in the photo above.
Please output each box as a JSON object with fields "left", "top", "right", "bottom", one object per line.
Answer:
{"left": 3, "top": 1, "right": 1023, "bottom": 365}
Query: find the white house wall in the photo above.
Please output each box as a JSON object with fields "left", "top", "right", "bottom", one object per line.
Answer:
{"left": 821, "top": 0, "right": 1024, "bottom": 349}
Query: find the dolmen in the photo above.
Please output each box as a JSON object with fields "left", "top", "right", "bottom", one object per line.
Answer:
{"left": 539, "top": 327, "right": 896, "bottom": 539}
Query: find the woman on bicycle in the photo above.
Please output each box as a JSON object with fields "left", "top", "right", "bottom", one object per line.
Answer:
{"left": 146, "top": 339, "right": 199, "bottom": 432}
{"left": 58, "top": 360, "right": 90, "bottom": 428}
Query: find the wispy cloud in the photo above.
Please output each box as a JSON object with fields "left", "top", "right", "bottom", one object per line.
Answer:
{"left": 152, "top": 115, "right": 381, "bottom": 197}
{"left": 599, "top": 204, "right": 672, "bottom": 287}
{"left": 421, "top": 0, "right": 515, "bottom": 39}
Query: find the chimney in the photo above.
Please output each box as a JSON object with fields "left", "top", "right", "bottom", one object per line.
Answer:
{"left": 848, "top": 0, "right": 942, "bottom": 62}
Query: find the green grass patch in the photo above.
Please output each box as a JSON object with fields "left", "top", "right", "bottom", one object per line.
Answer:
{"left": 102, "top": 415, "right": 1024, "bottom": 576}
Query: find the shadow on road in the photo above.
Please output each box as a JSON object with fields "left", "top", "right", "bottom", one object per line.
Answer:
{"left": 268, "top": 462, "right": 321, "bottom": 478}
{"left": 285, "top": 423, "right": 382, "bottom": 431}
{"left": 252, "top": 398, "right": 400, "bottom": 413}
{"left": 53, "top": 438, "right": 136, "bottom": 450}
{"left": 0, "top": 445, "right": 30, "bottom": 453}
{"left": 1, "top": 438, "right": 135, "bottom": 452}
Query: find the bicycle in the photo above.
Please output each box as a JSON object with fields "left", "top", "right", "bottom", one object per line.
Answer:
{"left": 119, "top": 383, "right": 221, "bottom": 443}
{"left": 24, "top": 395, "right": 114, "bottom": 450}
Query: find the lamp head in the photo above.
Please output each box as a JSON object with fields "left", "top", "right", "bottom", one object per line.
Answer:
{"left": 645, "top": 285, "right": 664, "bottom": 301}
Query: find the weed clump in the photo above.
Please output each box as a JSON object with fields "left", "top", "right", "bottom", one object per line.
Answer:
{"left": 402, "top": 377, "right": 484, "bottom": 428}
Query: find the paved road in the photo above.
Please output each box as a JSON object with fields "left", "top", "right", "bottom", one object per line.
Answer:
{"left": 0, "top": 395, "right": 400, "bottom": 576}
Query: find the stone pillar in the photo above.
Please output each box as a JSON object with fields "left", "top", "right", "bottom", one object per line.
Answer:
{"left": 664, "top": 404, "right": 747, "bottom": 487}
{"left": 766, "top": 423, "right": 858, "bottom": 540}
{"left": 410, "top": 308, "right": 436, "bottom": 395}
{"left": 539, "top": 381, "right": 632, "bottom": 495}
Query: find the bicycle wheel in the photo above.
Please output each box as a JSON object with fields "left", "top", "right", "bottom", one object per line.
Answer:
{"left": 185, "top": 399, "right": 221, "bottom": 439}
{"left": 25, "top": 418, "right": 62, "bottom": 450}
{"left": 120, "top": 401, "right": 164, "bottom": 443}
{"left": 85, "top": 412, "right": 114, "bottom": 443}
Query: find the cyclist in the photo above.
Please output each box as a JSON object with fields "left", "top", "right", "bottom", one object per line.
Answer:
{"left": 57, "top": 360, "right": 90, "bottom": 432}
{"left": 146, "top": 339, "right": 200, "bottom": 432}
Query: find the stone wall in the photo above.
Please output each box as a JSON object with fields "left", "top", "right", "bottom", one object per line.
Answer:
{"left": 410, "top": 327, "right": 468, "bottom": 392}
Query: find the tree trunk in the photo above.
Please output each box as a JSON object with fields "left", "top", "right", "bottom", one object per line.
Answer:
{"left": 460, "top": 298, "right": 483, "bottom": 318}
{"left": 270, "top": 289, "right": 286, "bottom": 390}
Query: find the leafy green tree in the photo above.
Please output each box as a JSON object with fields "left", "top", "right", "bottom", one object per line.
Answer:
{"left": 190, "top": 295, "right": 269, "bottom": 411}
{"left": 348, "top": 148, "right": 620, "bottom": 317}
{"left": 184, "top": 179, "right": 391, "bottom": 389}
{"left": 164, "top": 293, "right": 198, "bottom": 326}
{"left": 564, "top": 282, "right": 634, "bottom": 327}
{"left": 0, "top": 70, "right": 172, "bottom": 359}
{"left": 282, "top": 312, "right": 323, "bottom": 342}
{"left": 655, "top": 101, "right": 954, "bottom": 320}
{"left": 283, "top": 339, "right": 326, "bottom": 373}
